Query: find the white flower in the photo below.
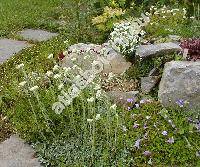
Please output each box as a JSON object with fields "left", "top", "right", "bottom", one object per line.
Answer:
{"left": 46, "top": 71, "right": 53, "bottom": 77}
{"left": 29, "top": 86, "right": 39, "bottom": 92}
{"left": 63, "top": 51, "right": 68, "bottom": 56}
{"left": 108, "top": 72, "right": 115, "bottom": 80}
{"left": 110, "top": 104, "right": 117, "bottom": 110}
{"left": 122, "top": 126, "right": 127, "bottom": 132}
{"left": 148, "top": 158, "right": 152, "bottom": 165}
{"left": 71, "top": 57, "right": 77, "bottom": 62}
{"left": 96, "top": 90, "right": 102, "bottom": 98}
{"left": 16, "top": 63, "right": 24, "bottom": 69}
{"left": 54, "top": 74, "right": 62, "bottom": 79}
{"left": 83, "top": 55, "right": 90, "bottom": 60}
{"left": 146, "top": 116, "right": 151, "bottom": 120}
{"left": 53, "top": 65, "right": 59, "bottom": 72}
{"left": 95, "top": 114, "right": 101, "bottom": 120}
{"left": 19, "top": 81, "right": 26, "bottom": 87}
{"left": 87, "top": 119, "right": 93, "bottom": 123}
{"left": 58, "top": 83, "right": 64, "bottom": 90}
{"left": 64, "top": 39, "right": 69, "bottom": 44}
{"left": 140, "top": 99, "right": 145, "bottom": 104}
{"left": 63, "top": 67, "right": 71, "bottom": 74}
{"left": 72, "top": 65, "right": 78, "bottom": 69}
{"left": 94, "top": 84, "right": 101, "bottom": 90}
{"left": 87, "top": 97, "right": 95, "bottom": 103}
{"left": 135, "top": 103, "right": 140, "bottom": 108}
{"left": 48, "top": 53, "right": 53, "bottom": 59}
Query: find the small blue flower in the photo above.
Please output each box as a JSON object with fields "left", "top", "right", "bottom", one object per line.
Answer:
{"left": 134, "top": 139, "right": 141, "bottom": 149}
{"left": 143, "top": 150, "right": 151, "bottom": 156}
{"left": 162, "top": 130, "right": 168, "bottom": 136}
{"left": 176, "top": 99, "right": 185, "bottom": 107}
{"left": 133, "top": 123, "right": 139, "bottom": 128}
{"left": 166, "top": 137, "right": 174, "bottom": 144}
{"left": 127, "top": 98, "right": 134, "bottom": 103}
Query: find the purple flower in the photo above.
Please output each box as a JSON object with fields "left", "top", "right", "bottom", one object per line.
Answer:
{"left": 195, "top": 122, "right": 200, "bottom": 131}
{"left": 143, "top": 123, "right": 148, "bottom": 129}
{"left": 143, "top": 150, "right": 152, "bottom": 156}
{"left": 187, "top": 117, "right": 193, "bottom": 123}
{"left": 176, "top": 99, "right": 185, "bottom": 107}
{"left": 133, "top": 123, "right": 139, "bottom": 128}
{"left": 127, "top": 98, "right": 134, "bottom": 103}
{"left": 162, "top": 131, "right": 168, "bottom": 136}
{"left": 166, "top": 137, "right": 174, "bottom": 144}
{"left": 134, "top": 139, "right": 141, "bottom": 149}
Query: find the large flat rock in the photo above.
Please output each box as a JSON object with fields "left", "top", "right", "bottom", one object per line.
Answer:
{"left": 62, "top": 43, "right": 131, "bottom": 74}
{"left": 18, "top": 29, "right": 58, "bottom": 42}
{"left": 158, "top": 61, "right": 200, "bottom": 110}
{"left": 136, "top": 42, "right": 181, "bottom": 59}
{"left": 0, "top": 39, "right": 31, "bottom": 64}
{"left": 0, "top": 135, "right": 41, "bottom": 167}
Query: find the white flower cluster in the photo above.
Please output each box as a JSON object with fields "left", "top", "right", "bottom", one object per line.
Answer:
{"left": 109, "top": 18, "right": 147, "bottom": 55}
{"left": 149, "top": 5, "right": 187, "bottom": 19}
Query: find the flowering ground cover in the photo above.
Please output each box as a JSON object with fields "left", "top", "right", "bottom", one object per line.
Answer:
{"left": 0, "top": 0, "right": 200, "bottom": 166}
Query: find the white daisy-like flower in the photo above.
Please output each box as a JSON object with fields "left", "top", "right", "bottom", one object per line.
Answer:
{"left": 87, "top": 119, "right": 93, "bottom": 123}
{"left": 19, "top": 81, "right": 27, "bottom": 87}
{"left": 110, "top": 104, "right": 117, "bottom": 110}
{"left": 58, "top": 83, "right": 64, "bottom": 90}
{"left": 95, "top": 114, "right": 101, "bottom": 120}
{"left": 146, "top": 116, "right": 151, "bottom": 120}
{"left": 94, "top": 84, "right": 101, "bottom": 90}
{"left": 16, "top": 63, "right": 24, "bottom": 69}
{"left": 48, "top": 53, "right": 53, "bottom": 59}
{"left": 87, "top": 97, "right": 95, "bottom": 103}
{"left": 54, "top": 74, "right": 62, "bottom": 79}
{"left": 29, "top": 86, "right": 39, "bottom": 92}
{"left": 71, "top": 57, "right": 77, "bottom": 62}
{"left": 46, "top": 71, "right": 53, "bottom": 77}
{"left": 63, "top": 67, "right": 71, "bottom": 74}
{"left": 96, "top": 90, "right": 102, "bottom": 98}
{"left": 53, "top": 65, "right": 59, "bottom": 72}
{"left": 64, "top": 39, "right": 69, "bottom": 44}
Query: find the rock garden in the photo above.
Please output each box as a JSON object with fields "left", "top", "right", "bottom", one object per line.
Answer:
{"left": 0, "top": 0, "right": 200, "bottom": 166}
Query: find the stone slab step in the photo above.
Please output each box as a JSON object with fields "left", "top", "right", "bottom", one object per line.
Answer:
{"left": 0, "top": 135, "right": 41, "bottom": 167}
{"left": 0, "top": 39, "right": 31, "bottom": 64}
{"left": 18, "top": 29, "right": 58, "bottom": 42}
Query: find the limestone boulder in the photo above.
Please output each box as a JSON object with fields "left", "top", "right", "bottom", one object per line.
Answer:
{"left": 158, "top": 61, "right": 200, "bottom": 110}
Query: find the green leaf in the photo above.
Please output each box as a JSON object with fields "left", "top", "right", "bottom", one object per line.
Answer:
{"left": 179, "top": 128, "right": 185, "bottom": 135}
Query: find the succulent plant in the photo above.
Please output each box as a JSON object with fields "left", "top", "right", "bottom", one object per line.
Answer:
{"left": 180, "top": 39, "right": 200, "bottom": 61}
